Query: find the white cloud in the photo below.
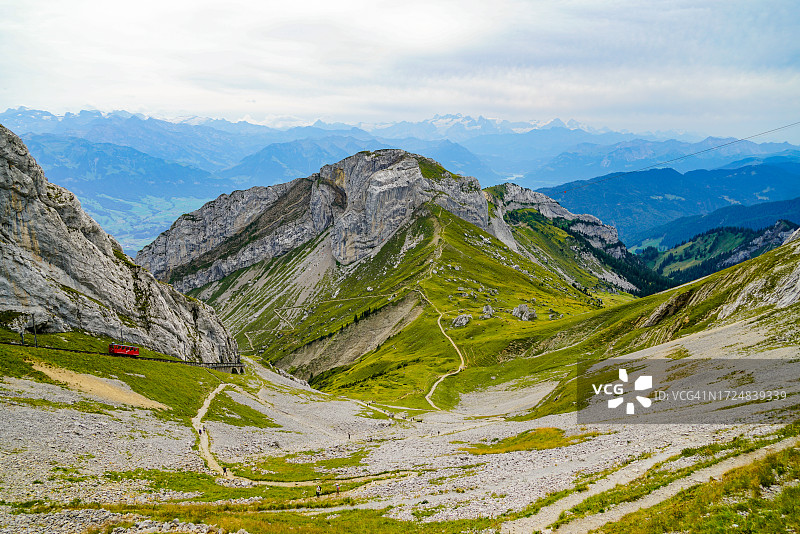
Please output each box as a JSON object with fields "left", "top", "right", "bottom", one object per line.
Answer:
{"left": 1, "top": 0, "right": 799, "bottom": 141}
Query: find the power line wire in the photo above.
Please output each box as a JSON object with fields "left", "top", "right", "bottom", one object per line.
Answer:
{"left": 555, "top": 120, "right": 800, "bottom": 194}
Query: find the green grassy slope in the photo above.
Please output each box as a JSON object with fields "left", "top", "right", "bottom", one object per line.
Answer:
{"left": 0, "top": 325, "right": 321, "bottom": 434}
{"left": 639, "top": 221, "right": 798, "bottom": 284}
{"left": 505, "top": 208, "right": 673, "bottom": 296}
{"left": 194, "top": 212, "right": 437, "bottom": 362}
{"left": 189, "top": 171, "right": 800, "bottom": 414}
{"left": 0, "top": 329, "right": 240, "bottom": 424}
{"left": 195, "top": 200, "right": 641, "bottom": 409}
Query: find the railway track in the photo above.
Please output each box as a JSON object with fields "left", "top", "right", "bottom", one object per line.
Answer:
{"left": 0, "top": 340, "right": 245, "bottom": 373}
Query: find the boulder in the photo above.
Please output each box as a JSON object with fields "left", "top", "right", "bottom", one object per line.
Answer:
{"left": 511, "top": 303, "right": 536, "bottom": 321}
{"left": 451, "top": 314, "right": 472, "bottom": 328}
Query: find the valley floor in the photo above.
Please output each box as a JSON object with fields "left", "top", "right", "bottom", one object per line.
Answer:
{"left": 2, "top": 315, "right": 799, "bottom": 534}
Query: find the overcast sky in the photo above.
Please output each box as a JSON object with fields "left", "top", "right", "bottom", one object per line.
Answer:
{"left": 2, "top": 0, "right": 799, "bottom": 141}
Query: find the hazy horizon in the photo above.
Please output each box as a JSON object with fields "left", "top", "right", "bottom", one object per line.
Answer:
{"left": 2, "top": 0, "right": 799, "bottom": 143}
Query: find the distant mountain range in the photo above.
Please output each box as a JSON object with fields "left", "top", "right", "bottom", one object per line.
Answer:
{"left": 628, "top": 194, "right": 800, "bottom": 250}
{"left": 539, "top": 160, "right": 800, "bottom": 244}
{"left": 525, "top": 139, "right": 799, "bottom": 184}
{"left": 3, "top": 107, "right": 800, "bottom": 253}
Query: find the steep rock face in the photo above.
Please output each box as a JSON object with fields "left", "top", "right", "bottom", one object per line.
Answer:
{"left": 484, "top": 182, "right": 661, "bottom": 295}
{"left": 324, "top": 150, "right": 487, "bottom": 264}
{"left": 0, "top": 125, "right": 238, "bottom": 363}
{"left": 496, "top": 183, "right": 621, "bottom": 252}
{"left": 137, "top": 178, "right": 324, "bottom": 293}
{"left": 138, "top": 149, "right": 488, "bottom": 291}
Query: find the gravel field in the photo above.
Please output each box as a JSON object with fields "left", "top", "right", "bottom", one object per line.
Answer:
{"left": 0, "top": 318, "right": 794, "bottom": 533}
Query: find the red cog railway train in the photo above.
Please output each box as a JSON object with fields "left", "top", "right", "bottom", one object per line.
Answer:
{"left": 108, "top": 343, "right": 139, "bottom": 356}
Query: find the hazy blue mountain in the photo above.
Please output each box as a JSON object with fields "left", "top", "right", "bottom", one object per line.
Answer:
{"left": 220, "top": 137, "right": 390, "bottom": 184}
{"left": 366, "top": 113, "right": 539, "bottom": 142}
{"left": 219, "top": 135, "right": 497, "bottom": 185}
{"left": 628, "top": 196, "right": 800, "bottom": 250}
{"left": 21, "top": 134, "right": 239, "bottom": 253}
{"left": 460, "top": 127, "right": 638, "bottom": 180}
{"left": 523, "top": 137, "right": 798, "bottom": 186}
{"left": 7, "top": 108, "right": 792, "bottom": 189}
{"left": 538, "top": 162, "right": 800, "bottom": 243}
{"left": 1, "top": 108, "right": 282, "bottom": 171}
{"left": 22, "top": 134, "right": 222, "bottom": 198}
{"left": 716, "top": 151, "right": 800, "bottom": 170}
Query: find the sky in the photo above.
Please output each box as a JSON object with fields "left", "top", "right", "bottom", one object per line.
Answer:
{"left": 2, "top": 0, "right": 800, "bottom": 142}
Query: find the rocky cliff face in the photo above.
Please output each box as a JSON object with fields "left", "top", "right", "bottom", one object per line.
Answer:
{"left": 138, "top": 149, "right": 488, "bottom": 292}
{"left": 0, "top": 125, "right": 238, "bottom": 363}
{"left": 136, "top": 178, "right": 323, "bottom": 293}
{"left": 324, "top": 150, "right": 487, "bottom": 264}
{"left": 494, "top": 183, "right": 623, "bottom": 255}
{"left": 720, "top": 220, "right": 798, "bottom": 269}
{"left": 484, "top": 182, "right": 658, "bottom": 294}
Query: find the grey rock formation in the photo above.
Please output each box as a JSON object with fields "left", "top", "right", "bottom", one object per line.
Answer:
{"left": 720, "top": 221, "right": 798, "bottom": 269}
{"left": 138, "top": 150, "right": 488, "bottom": 291}
{"left": 451, "top": 314, "right": 472, "bottom": 328}
{"left": 327, "top": 151, "right": 487, "bottom": 265}
{"left": 0, "top": 125, "right": 238, "bottom": 363}
{"left": 136, "top": 178, "right": 323, "bottom": 293}
{"left": 511, "top": 303, "right": 536, "bottom": 321}
{"left": 494, "top": 183, "right": 620, "bottom": 250}
{"left": 480, "top": 305, "right": 494, "bottom": 319}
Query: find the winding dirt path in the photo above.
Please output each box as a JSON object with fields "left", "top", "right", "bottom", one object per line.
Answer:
{"left": 191, "top": 383, "right": 228, "bottom": 476}
{"left": 190, "top": 379, "right": 415, "bottom": 492}
{"left": 418, "top": 288, "right": 466, "bottom": 410}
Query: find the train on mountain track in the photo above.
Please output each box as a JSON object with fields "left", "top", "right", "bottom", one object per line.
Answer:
{"left": 108, "top": 343, "right": 139, "bottom": 356}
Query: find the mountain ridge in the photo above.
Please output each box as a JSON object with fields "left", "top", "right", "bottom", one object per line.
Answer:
{"left": 135, "top": 149, "right": 672, "bottom": 404}
{"left": 136, "top": 150, "right": 489, "bottom": 293}
{"left": 539, "top": 163, "right": 800, "bottom": 242}
{"left": 629, "top": 195, "right": 800, "bottom": 249}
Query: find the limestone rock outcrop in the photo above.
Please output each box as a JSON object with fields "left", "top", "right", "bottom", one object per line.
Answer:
{"left": 325, "top": 150, "right": 487, "bottom": 265}
{"left": 451, "top": 314, "right": 472, "bottom": 328}
{"left": 138, "top": 150, "right": 488, "bottom": 292}
{"left": 0, "top": 125, "right": 238, "bottom": 363}
{"left": 491, "top": 183, "right": 621, "bottom": 252}
{"left": 136, "top": 178, "right": 322, "bottom": 293}
{"left": 511, "top": 303, "right": 536, "bottom": 321}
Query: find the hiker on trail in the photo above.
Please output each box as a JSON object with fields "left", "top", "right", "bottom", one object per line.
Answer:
{"left": 222, "top": 466, "right": 227, "bottom": 476}
{"left": 336, "top": 483, "right": 340, "bottom": 495}
{"left": 316, "top": 485, "right": 321, "bottom": 497}
{"left": 198, "top": 427, "right": 202, "bottom": 435}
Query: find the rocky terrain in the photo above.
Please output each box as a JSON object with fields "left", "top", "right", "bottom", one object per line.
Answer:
{"left": 720, "top": 220, "right": 798, "bottom": 268}
{"left": 0, "top": 125, "right": 238, "bottom": 363}
{"left": 488, "top": 182, "right": 624, "bottom": 256}
{"left": 137, "top": 150, "right": 487, "bottom": 293}
{"left": 1, "top": 315, "right": 795, "bottom": 533}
